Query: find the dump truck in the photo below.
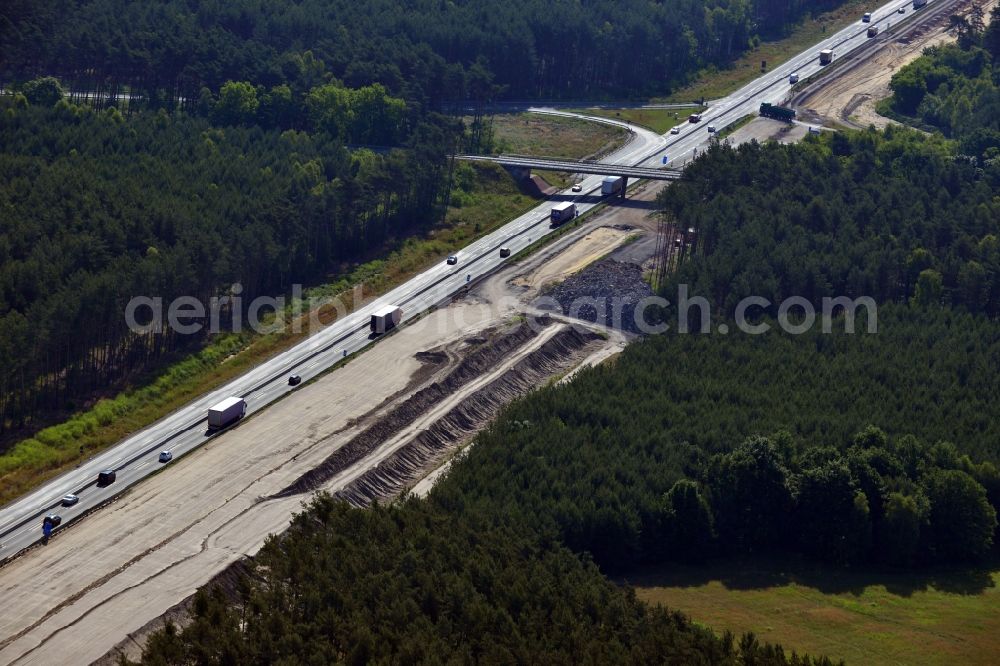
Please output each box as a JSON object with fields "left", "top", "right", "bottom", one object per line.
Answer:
{"left": 370, "top": 305, "right": 403, "bottom": 335}
{"left": 819, "top": 49, "right": 834, "bottom": 65}
{"left": 550, "top": 201, "right": 577, "bottom": 225}
{"left": 601, "top": 176, "right": 624, "bottom": 196}
{"left": 207, "top": 396, "right": 246, "bottom": 430}
{"left": 867, "top": 25, "right": 879, "bottom": 37}
{"left": 759, "top": 102, "right": 796, "bottom": 122}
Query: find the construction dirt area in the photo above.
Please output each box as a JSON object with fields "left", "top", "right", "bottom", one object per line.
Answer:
{"left": 0, "top": 177, "right": 668, "bottom": 666}
{"left": 794, "top": 0, "right": 997, "bottom": 129}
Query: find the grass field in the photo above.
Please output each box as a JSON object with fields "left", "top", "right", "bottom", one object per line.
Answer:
{"left": 488, "top": 112, "right": 628, "bottom": 159}
{"left": 630, "top": 557, "right": 1000, "bottom": 665}
{"left": 664, "top": 0, "right": 872, "bottom": 103}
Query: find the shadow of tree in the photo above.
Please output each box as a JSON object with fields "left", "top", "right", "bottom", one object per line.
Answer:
{"left": 621, "top": 554, "right": 999, "bottom": 598}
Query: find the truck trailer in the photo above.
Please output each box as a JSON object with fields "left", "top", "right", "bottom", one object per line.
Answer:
{"left": 819, "top": 49, "right": 834, "bottom": 65}
{"left": 207, "top": 396, "right": 246, "bottom": 431}
{"left": 370, "top": 305, "right": 403, "bottom": 335}
{"left": 550, "top": 201, "right": 577, "bottom": 225}
{"left": 867, "top": 25, "right": 879, "bottom": 37}
{"left": 601, "top": 176, "right": 624, "bottom": 196}
{"left": 759, "top": 102, "right": 796, "bottom": 122}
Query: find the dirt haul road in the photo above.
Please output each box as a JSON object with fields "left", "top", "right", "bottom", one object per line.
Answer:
{"left": 0, "top": 196, "right": 662, "bottom": 665}
{"left": 794, "top": 0, "right": 996, "bottom": 129}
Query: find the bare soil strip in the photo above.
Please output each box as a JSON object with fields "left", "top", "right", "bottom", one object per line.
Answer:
{"left": 335, "top": 326, "right": 603, "bottom": 506}
{"left": 271, "top": 319, "right": 553, "bottom": 499}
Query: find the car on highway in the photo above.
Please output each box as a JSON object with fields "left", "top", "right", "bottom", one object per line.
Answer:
{"left": 158, "top": 450, "right": 173, "bottom": 463}
{"left": 707, "top": 125, "right": 717, "bottom": 133}
{"left": 862, "top": 11, "right": 872, "bottom": 22}
{"left": 499, "top": 247, "right": 511, "bottom": 257}
{"left": 61, "top": 494, "right": 79, "bottom": 507}
{"left": 288, "top": 374, "right": 301, "bottom": 386}
{"left": 571, "top": 184, "right": 582, "bottom": 192}
{"left": 43, "top": 514, "right": 61, "bottom": 527}
{"left": 789, "top": 73, "right": 799, "bottom": 84}
{"left": 446, "top": 255, "right": 458, "bottom": 265}
{"left": 670, "top": 127, "right": 681, "bottom": 135}
{"left": 897, "top": 6, "right": 905, "bottom": 13}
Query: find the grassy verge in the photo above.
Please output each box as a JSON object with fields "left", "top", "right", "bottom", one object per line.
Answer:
{"left": 486, "top": 112, "right": 628, "bottom": 159}
{"left": 568, "top": 107, "right": 699, "bottom": 134}
{"left": 0, "top": 159, "right": 541, "bottom": 508}
{"left": 663, "top": 0, "right": 872, "bottom": 103}
{"left": 631, "top": 557, "right": 1000, "bottom": 665}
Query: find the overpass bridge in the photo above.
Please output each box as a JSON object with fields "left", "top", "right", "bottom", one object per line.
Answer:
{"left": 455, "top": 154, "right": 682, "bottom": 197}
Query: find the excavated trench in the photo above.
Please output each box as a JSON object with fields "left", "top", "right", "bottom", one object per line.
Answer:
{"left": 335, "top": 326, "right": 602, "bottom": 506}
{"left": 272, "top": 317, "right": 554, "bottom": 499}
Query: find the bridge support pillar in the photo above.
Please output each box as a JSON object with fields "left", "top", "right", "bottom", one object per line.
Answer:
{"left": 620, "top": 176, "right": 628, "bottom": 199}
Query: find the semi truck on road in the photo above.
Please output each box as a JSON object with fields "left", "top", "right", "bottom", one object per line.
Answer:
{"left": 208, "top": 396, "right": 246, "bottom": 431}
{"left": 867, "top": 25, "right": 879, "bottom": 37}
{"left": 550, "top": 201, "right": 577, "bottom": 225}
{"left": 601, "top": 176, "right": 625, "bottom": 196}
{"left": 759, "top": 102, "right": 796, "bottom": 122}
{"left": 370, "top": 305, "right": 403, "bottom": 335}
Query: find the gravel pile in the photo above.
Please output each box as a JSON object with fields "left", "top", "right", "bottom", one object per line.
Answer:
{"left": 539, "top": 259, "right": 654, "bottom": 334}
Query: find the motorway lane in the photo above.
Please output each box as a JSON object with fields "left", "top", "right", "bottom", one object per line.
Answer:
{"left": 0, "top": 117, "right": 664, "bottom": 561}
{"left": 0, "top": 0, "right": 926, "bottom": 561}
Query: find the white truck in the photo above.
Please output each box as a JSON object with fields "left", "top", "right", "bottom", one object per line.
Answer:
{"left": 819, "top": 49, "right": 834, "bottom": 65}
{"left": 601, "top": 176, "right": 624, "bottom": 196}
{"left": 550, "top": 201, "right": 577, "bottom": 225}
{"left": 370, "top": 305, "right": 403, "bottom": 335}
{"left": 208, "top": 396, "right": 246, "bottom": 430}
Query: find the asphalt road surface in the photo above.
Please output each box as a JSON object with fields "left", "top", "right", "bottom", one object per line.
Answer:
{"left": 0, "top": 0, "right": 930, "bottom": 571}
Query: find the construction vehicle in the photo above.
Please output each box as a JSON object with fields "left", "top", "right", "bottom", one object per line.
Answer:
{"left": 759, "top": 102, "right": 796, "bottom": 122}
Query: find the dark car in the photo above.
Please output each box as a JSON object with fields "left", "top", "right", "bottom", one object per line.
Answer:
{"left": 61, "top": 494, "right": 79, "bottom": 507}
{"left": 288, "top": 374, "right": 301, "bottom": 386}
{"left": 97, "top": 469, "right": 116, "bottom": 486}
{"left": 446, "top": 255, "right": 458, "bottom": 265}
{"left": 43, "top": 514, "right": 62, "bottom": 527}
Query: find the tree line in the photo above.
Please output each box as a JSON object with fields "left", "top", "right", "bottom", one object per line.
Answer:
{"left": 658, "top": 128, "right": 1000, "bottom": 317}
{"left": 3, "top": 0, "right": 852, "bottom": 110}
{"left": 0, "top": 95, "right": 456, "bottom": 434}
{"left": 433, "top": 305, "right": 1000, "bottom": 571}
{"left": 127, "top": 494, "right": 839, "bottom": 665}
{"left": 887, "top": 6, "right": 1000, "bottom": 160}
